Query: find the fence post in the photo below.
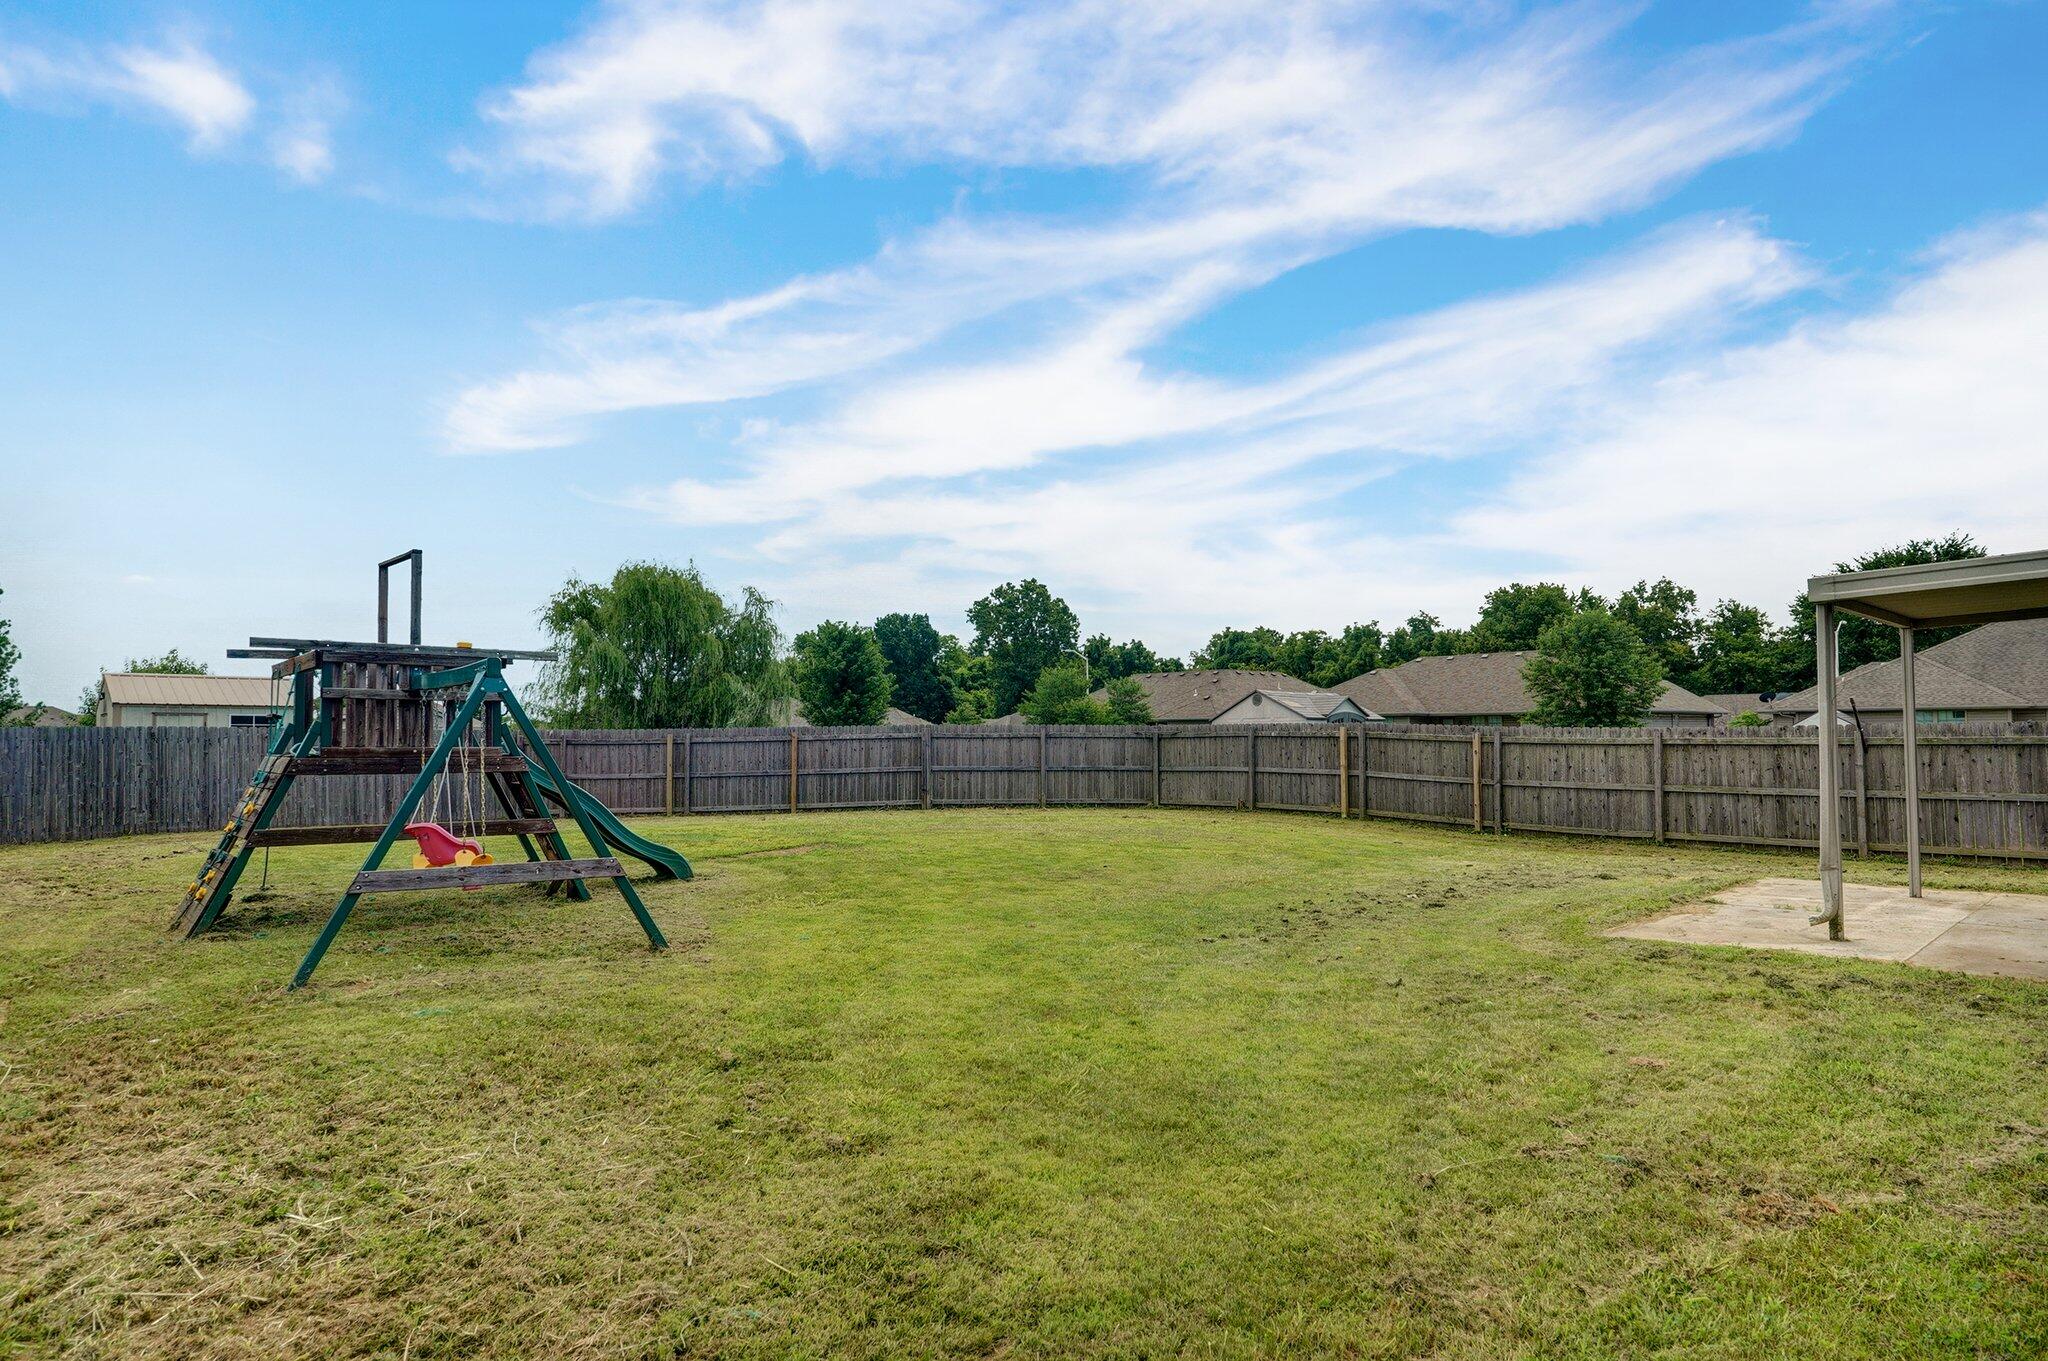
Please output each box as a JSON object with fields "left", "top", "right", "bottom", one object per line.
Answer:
{"left": 664, "top": 734, "right": 676, "bottom": 815}
{"left": 922, "top": 730, "right": 933, "bottom": 810}
{"left": 1038, "top": 729, "right": 1049, "bottom": 808}
{"left": 1492, "top": 729, "right": 1504, "bottom": 833}
{"left": 1360, "top": 726, "right": 1371, "bottom": 818}
{"left": 1247, "top": 731, "right": 1258, "bottom": 810}
{"left": 1337, "top": 726, "right": 1349, "bottom": 818}
{"left": 1151, "top": 728, "right": 1162, "bottom": 807}
{"left": 1852, "top": 722, "right": 1870, "bottom": 858}
{"left": 1651, "top": 730, "right": 1664, "bottom": 844}
{"left": 789, "top": 729, "right": 799, "bottom": 814}
{"left": 681, "top": 733, "right": 692, "bottom": 814}
{"left": 1471, "top": 732, "right": 1483, "bottom": 831}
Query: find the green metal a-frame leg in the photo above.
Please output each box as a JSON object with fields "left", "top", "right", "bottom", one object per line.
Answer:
{"left": 288, "top": 659, "right": 665, "bottom": 990}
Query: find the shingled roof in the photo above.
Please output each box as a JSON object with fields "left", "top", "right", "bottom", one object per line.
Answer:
{"left": 1093, "top": 670, "right": 1318, "bottom": 722}
{"left": 1333, "top": 651, "right": 1721, "bottom": 720}
{"left": 1767, "top": 618, "right": 2048, "bottom": 714}
{"left": 1249, "top": 690, "right": 1373, "bottom": 721}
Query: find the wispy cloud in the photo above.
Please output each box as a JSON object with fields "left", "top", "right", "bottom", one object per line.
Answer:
{"left": 468, "top": 0, "right": 1845, "bottom": 224}
{"left": 0, "top": 30, "right": 339, "bottom": 182}
{"left": 445, "top": 0, "right": 1944, "bottom": 640}
{"left": 1455, "top": 206, "right": 2048, "bottom": 613}
{"left": 449, "top": 1, "right": 1865, "bottom": 451}
{"left": 617, "top": 217, "right": 1811, "bottom": 627}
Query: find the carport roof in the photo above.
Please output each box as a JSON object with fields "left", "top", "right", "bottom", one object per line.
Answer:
{"left": 1807, "top": 548, "right": 2048, "bottom": 628}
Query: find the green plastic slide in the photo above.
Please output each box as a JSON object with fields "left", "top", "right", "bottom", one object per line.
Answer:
{"left": 519, "top": 755, "right": 693, "bottom": 881}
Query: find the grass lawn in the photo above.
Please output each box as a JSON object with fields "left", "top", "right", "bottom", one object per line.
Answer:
{"left": 2, "top": 808, "right": 2044, "bottom": 1359}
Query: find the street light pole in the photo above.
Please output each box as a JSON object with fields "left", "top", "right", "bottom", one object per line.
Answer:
{"left": 1064, "top": 647, "right": 1090, "bottom": 689}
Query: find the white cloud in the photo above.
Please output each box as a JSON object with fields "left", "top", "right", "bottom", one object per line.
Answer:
{"left": 267, "top": 77, "right": 345, "bottom": 184}
{"left": 617, "top": 217, "right": 1804, "bottom": 527}
{"left": 449, "top": 1, "right": 1868, "bottom": 450}
{"left": 606, "top": 217, "right": 1809, "bottom": 641}
{"left": 107, "top": 39, "right": 254, "bottom": 149}
{"left": 448, "top": 1, "right": 1980, "bottom": 648}
{"left": 0, "top": 30, "right": 337, "bottom": 181}
{"left": 680, "top": 207, "right": 2048, "bottom": 647}
{"left": 1455, "top": 208, "right": 2048, "bottom": 613}
{"left": 470, "top": 1, "right": 1844, "bottom": 224}
{"left": 0, "top": 36, "right": 252, "bottom": 149}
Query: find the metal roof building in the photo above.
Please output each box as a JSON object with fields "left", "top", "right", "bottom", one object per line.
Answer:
{"left": 97, "top": 673, "right": 287, "bottom": 729}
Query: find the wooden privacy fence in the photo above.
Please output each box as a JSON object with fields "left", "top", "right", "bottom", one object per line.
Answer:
{"left": 4, "top": 721, "right": 2048, "bottom": 861}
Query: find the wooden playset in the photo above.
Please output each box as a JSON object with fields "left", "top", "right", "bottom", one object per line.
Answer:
{"left": 172, "top": 550, "right": 689, "bottom": 988}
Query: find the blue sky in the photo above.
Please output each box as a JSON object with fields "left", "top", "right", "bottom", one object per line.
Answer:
{"left": 4, "top": 1, "right": 2047, "bottom": 705}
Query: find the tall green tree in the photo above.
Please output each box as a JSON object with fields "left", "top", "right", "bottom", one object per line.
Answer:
{"left": 1320, "top": 622, "right": 1385, "bottom": 685}
{"left": 791, "top": 621, "right": 892, "bottom": 726}
{"left": 1523, "top": 608, "right": 1666, "bottom": 727}
{"left": 944, "top": 688, "right": 995, "bottom": 724}
{"left": 1193, "top": 626, "right": 1285, "bottom": 670}
{"left": 1273, "top": 629, "right": 1332, "bottom": 683}
{"left": 0, "top": 586, "right": 23, "bottom": 717}
{"left": 1612, "top": 578, "right": 1701, "bottom": 685}
{"left": 1472, "top": 582, "right": 1596, "bottom": 652}
{"left": 1191, "top": 622, "right": 1382, "bottom": 685}
{"left": 1020, "top": 659, "right": 1105, "bottom": 724}
{"left": 1083, "top": 634, "right": 1181, "bottom": 682}
{"left": 967, "top": 579, "right": 1079, "bottom": 715}
{"left": 1384, "top": 612, "right": 1455, "bottom": 665}
{"left": 942, "top": 642, "right": 996, "bottom": 723}
{"left": 1692, "top": 601, "right": 1795, "bottom": 695}
{"left": 540, "top": 561, "right": 791, "bottom": 728}
{"left": 1785, "top": 533, "right": 1987, "bottom": 686}
{"left": 873, "top": 613, "right": 955, "bottom": 722}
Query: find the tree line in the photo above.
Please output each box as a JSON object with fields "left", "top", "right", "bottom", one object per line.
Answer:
{"left": 531, "top": 534, "right": 1984, "bottom": 730}
{"left": 0, "top": 532, "right": 1986, "bottom": 731}
{"left": 1183, "top": 532, "right": 1985, "bottom": 701}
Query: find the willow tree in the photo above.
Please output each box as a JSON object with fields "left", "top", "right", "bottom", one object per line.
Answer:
{"left": 540, "top": 562, "right": 792, "bottom": 728}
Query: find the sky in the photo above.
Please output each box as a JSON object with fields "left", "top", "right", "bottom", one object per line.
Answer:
{"left": 3, "top": 0, "right": 2047, "bottom": 706}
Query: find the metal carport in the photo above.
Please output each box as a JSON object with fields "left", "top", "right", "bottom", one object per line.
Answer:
{"left": 1807, "top": 548, "right": 2048, "bottom": 937}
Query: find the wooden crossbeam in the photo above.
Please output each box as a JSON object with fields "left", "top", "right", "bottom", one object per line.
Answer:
{"left": 347, "top": 857, "right": 625, "bottom": 894}
{"left": 251, "top": 818, "right": 557, "bottom": 848}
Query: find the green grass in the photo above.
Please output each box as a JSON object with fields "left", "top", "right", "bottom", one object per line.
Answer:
{"left": 1, "top": 808, "right": 2044, "bottom": 1359}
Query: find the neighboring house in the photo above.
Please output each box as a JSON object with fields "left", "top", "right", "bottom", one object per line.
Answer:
{"left": 1211, "top": 689, "right": 1378, "bottom": 724}
{"left": 1766, "top": 618, "right": 2048, "bottom": 726}
{"left": 96, "top": 673, "right": 287, "bottom": 729}
{"left": 779, "top": 699, "right": 931, "bottom": 727}
{"left": 4, "top": 704, "right": 78, "bottom": 728}
{"left": 1091, "top": 670, "right": 1338, "bottom": 724}
{"left": 1334, "top": 651, "right": 1723, "bottom": 728}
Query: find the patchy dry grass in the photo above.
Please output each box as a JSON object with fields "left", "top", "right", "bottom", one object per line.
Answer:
{"left": 1, "top": 809, "right": 2044, "bottom": 1358}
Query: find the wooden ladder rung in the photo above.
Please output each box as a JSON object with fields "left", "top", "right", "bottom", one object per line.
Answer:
{"left": 347, "top": 857, "right": 625, "bottom": 894}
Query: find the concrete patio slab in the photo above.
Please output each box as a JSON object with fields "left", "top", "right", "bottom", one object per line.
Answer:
{"left": 1609, "top": 876, "right": 2048, "bottom": 981}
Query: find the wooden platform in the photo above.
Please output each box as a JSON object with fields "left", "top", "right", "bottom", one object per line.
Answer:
{"left": 347, "top": 857, "right": 626, "bottom": 893}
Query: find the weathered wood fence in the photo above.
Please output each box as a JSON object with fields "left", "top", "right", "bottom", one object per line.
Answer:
{"left": 4, "top": 722, "right": 2047, "bottom": 860}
